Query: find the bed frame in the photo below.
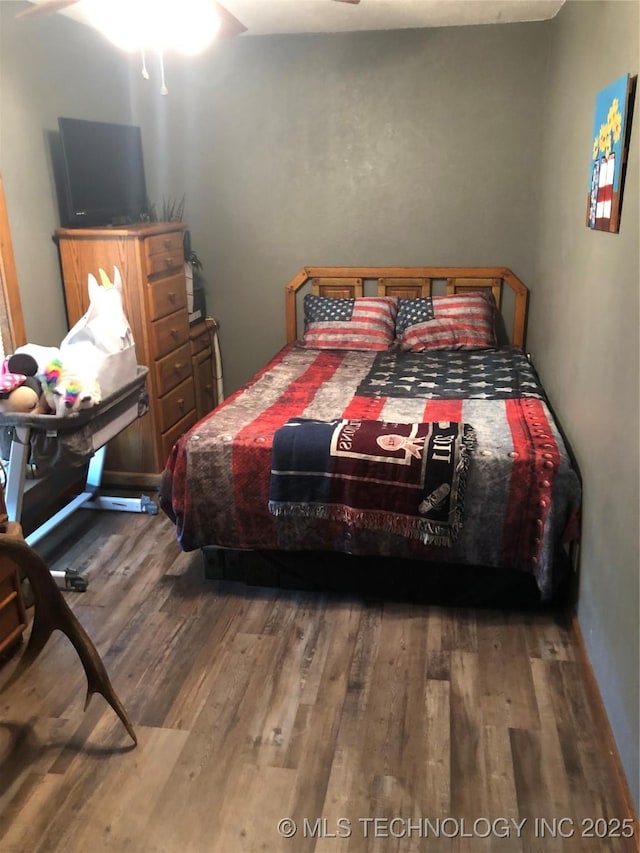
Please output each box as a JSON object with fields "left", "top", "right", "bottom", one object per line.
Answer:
{"left": 203, "top": 266, "right": 546, "bottom": 605}
{"left": 285, "top": 266, "right": 529, "bottom": 348}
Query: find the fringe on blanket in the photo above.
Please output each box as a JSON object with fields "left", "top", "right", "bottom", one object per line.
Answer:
{"left": 269, "top": 423, "right": 476, "bottom": 547}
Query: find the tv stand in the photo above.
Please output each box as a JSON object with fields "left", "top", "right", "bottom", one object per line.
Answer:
{"left": 110, "top": 215, "right": 141, "bottom": 227}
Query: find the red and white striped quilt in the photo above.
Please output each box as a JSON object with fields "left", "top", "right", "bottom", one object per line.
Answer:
{"left": 160, "top": 344, "right": 581, "bottom": 599}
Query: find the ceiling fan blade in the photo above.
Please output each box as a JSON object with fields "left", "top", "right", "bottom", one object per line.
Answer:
{"left": 333, "top": 0, "right": 361, "bottom": 4}
{"left": 213, "top": 1, "right": 248, "bottom": 38}
{"left": 16, "top": 0, "right": 81, "bottom": 18}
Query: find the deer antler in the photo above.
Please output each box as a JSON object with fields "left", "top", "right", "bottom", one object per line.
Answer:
{"left": 0, "top": 522, "right": 137, "bottom": 745}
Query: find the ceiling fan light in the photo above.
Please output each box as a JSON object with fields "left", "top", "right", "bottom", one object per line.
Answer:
{"left": 83, "top": 0, "right": 143, "bottom": 52}
{"left": 83, "top": 0, "right": 221, "bottom": 55}
{"left": 170, "top": 1, "right": 221, "bottom": 55}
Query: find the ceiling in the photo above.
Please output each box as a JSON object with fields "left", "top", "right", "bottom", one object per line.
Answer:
{"left": 23, "top": 0, "right": 566, "bottom": 37}
{"left": 215, "top": 0, "right": 566, "bottom": 35}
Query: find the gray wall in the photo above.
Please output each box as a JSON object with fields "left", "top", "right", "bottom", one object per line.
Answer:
{"left": 529, "top": 0, "right": 639, "bottom": 807}
{"left": 0, "top": 0, "right": 638, "bottom": 810}
{"left": 141, "top": 24, "right": 549, "bottom": 393}
{"left": 0, "top": 2, "right": 137, "bottom": 346}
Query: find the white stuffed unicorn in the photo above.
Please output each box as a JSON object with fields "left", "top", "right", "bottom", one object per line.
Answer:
{"left": 11, "top": 268, "right": 137, "bottom": 417}
{"left": 60, "top": 266, "right": 137, "bottom": 404}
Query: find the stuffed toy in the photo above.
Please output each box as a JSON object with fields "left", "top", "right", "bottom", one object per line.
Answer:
{"left": 13, "top": 344, "right": 61, "bottom": 413}
{"left": 2, "top": 344, "right": 101, "bottom": 418}
{"left": 44, "top": 345, "right": 102, "bottom": 417}
{"left": 4, "top": 265, "right": 135, "bottom": 418}
{"left": 15, "top": 342, "right": 102, "bottom": 418}
{"left": 60, "top": 266, "right": 136, "bottom": 399}
{"left": 0, "top": 352, "right": 52, "bottom": 415}
{"left": 14, "top": 344, "right": 61, "bottom": 376}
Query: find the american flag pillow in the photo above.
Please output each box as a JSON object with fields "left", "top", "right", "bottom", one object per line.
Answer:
{"left": 396, "top": 292, "right": 497, "bottom": 351}
{"left": 301, "top": 295, "right": 398, "bottom": 350}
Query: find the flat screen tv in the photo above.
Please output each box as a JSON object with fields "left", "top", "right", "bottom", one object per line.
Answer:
{"left": 58, "top": 116, "right": 148, "bottom": 227}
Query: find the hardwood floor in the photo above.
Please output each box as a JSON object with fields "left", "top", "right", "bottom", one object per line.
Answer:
{"left": 0, "top": 508, "right": 636, "bottom": 852}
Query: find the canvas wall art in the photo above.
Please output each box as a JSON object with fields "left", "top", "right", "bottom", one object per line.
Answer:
{"left": 587, "top": 74, "right": 636, "bottom": 233}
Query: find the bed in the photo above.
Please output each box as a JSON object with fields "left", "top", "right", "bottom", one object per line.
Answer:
{"left": 160, "top": 267, "right": 581, "bottom": 602}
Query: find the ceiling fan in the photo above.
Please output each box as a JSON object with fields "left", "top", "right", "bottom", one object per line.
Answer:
{"left": 16, "top": 0, "right": 361, "bottom": 39}
{"left": 17, "top": 0, "right": 247, "bottom": 38}
{"left": 17, "top": 0, "right": 361, "bottom": 93}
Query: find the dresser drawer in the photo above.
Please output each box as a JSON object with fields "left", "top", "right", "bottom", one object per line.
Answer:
{"left": 154, "top": 342, "right": 192, "bottom": 394}
{"left": 147, "top": 253, "right": 183, "bottom": 279}
{"left": 145, "top": 230, "right": 184, "bottom": 278}
{"left": 145, "top": 229, "right": 184, "bottom": 259}
{"left": 150, "top": 308, "right": 190, "bottom": 360}
{"left": 148, "top": 272, "right": 187, "bottom": 321}
{"left": 158, "top": 377, "right": 195, "bottom": 433}
{"left": 190, "top": 322, "right": 211, "bottom": 356}
{"left": 160, "top": 409, "right": 198, "bottom": 464}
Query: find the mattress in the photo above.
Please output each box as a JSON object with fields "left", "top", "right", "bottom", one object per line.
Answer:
{"left": 161, "top": 345, "right": 580, "bottom": 599}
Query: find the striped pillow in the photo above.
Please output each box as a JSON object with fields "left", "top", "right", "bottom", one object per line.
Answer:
{"left": 396, "top": 292, "right": 497, "bottom": 351}
{"left": 300, "top": 295, "right": 398, "bottom": 350}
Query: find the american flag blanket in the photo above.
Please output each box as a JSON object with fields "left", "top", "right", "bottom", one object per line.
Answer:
{"left": 160, "top": 345, "right": 582, "bottom": 599}
{"left": 269, "top": 418, "right": 475, "bottom": 546}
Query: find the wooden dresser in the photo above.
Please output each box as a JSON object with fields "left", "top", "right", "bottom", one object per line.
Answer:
{"left": 56, "top": 222, "right": 217, "bottom": 484}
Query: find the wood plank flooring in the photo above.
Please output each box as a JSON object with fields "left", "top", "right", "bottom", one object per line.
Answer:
{"left": 0, "top": 508, "right": 636, "bottom": 853}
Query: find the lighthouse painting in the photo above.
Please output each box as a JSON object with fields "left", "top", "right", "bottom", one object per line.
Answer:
{"left": 587, "top": 74, "right": 635, "bottom": 233}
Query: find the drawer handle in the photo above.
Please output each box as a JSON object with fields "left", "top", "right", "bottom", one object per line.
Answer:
{"left": 174, "top": 362, "right": 184, "bottom": 371}
{"left": 163, "top": 238, "right": 172, "bottom": 248}
{"left": 177, "top": 398, "right": 185, "bottom": 409}
{"left": 164, "top": 256, "right": 173, "bottom": 267}
{"left": 168, "top": 291, "right": 176, "bottom": 302}
{"left": 171, "top": 328, "right": 179, "bottom": 337}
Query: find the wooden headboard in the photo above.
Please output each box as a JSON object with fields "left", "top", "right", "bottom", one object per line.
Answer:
{"left": 285, "top": 266, "right": 529, "bottom": 348}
